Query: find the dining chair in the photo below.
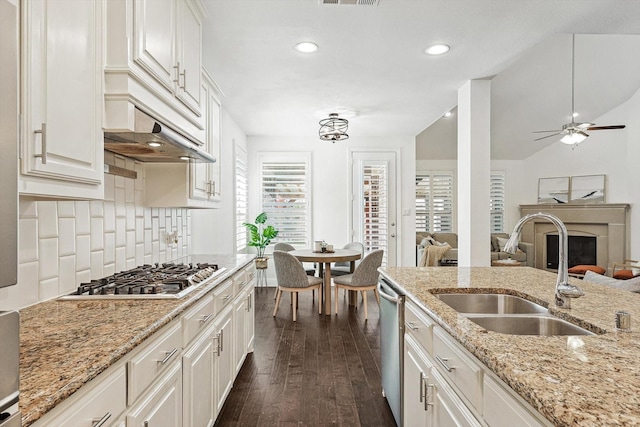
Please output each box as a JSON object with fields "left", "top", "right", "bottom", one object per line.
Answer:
{"left": 273, "top": 250, "right": 323, "bottom": 321}
{"left": 331, "top": 242, "right": 364, "bottom": 277}
{"left": 333, "top": 249, "right": 383, "bottom": 320}
{"left": 274, "top": 242, "right": 316, "bottom": 276}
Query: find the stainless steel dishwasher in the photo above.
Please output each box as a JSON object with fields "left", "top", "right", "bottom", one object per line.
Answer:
{"left": 378, "top": 277, "right": 405, "bottom": 426}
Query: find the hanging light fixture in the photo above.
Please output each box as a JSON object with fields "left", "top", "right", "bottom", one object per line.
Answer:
{"left": 319, "top": 113, "right": 349, "bottom": 142}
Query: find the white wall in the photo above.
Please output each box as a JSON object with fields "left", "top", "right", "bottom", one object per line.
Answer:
{"left": 523, "top": 87, "right": 640, "bottom": 258}
{"left": 247, "top": 134, "right": 416, "bottom": 268}
{"left": 191, "top": 109, "right": 248, "bottom": 254}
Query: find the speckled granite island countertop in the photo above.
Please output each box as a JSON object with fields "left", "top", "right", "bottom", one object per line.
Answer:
{"left": 18, "top": 254, "right": 254, "bottom": 427}
{"left": 379, "top": 266, "right": 640, "bottom": 427}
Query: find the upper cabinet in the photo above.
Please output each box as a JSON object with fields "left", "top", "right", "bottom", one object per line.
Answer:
{"left": 145, "top": 70, "right": 223, "bottom": 208}
{"left": 105, "top": 0, "right": 207, "bottom": 144}
{"left": 132, "top": 0, "right": 203, "bottom": 115}
{"left": 20, "top": 0, "right": 104, "bottom": 199}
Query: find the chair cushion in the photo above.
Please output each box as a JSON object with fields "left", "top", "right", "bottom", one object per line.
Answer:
{"left": 307, "top": 276, "right": 323, "bottom": 286}
{"left": 568, "top": 265, "right": 606, "bottom": 275}
{"left": 333, "top": 274, "right": 354, "bottom": 286}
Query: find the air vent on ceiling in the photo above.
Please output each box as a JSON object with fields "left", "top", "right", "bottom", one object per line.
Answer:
{"left": 320, "top": 0, "right": 380, "bottom": 5}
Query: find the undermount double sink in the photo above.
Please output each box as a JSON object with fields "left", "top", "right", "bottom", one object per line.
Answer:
{"left": 435, "top": 293, "right": 595, "bottom": 336}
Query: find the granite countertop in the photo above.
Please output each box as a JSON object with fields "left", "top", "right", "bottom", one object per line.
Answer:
{"left": 379, "top": 266, "right": 640, "bottom": 427}
{"left": 19, "top": 254, "right": 254, "bottom": 427}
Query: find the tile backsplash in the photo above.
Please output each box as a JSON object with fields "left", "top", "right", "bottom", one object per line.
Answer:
{"left": 0, "top": 156, "right": 191, "bottom": 310}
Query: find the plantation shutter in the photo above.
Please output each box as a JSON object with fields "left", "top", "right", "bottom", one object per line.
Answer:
{"left": 260, "top": 157, "right": 310, "bottom": 247}
{"left": 235, "top": 145, "right": 248, "bottom": 252}
{"left": 490, "top": 171, "right": 506, "bottom": 233}
{"left": 416, "top": 172, "right": 453, "bottom": 233}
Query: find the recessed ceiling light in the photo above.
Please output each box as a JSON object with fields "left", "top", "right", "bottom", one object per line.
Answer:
{"left": 294, "top": 42, "right": 319, "bottom": 53}
{"left": 425, "top": 44, "right": 450, "bottom": 56}
{"left": 147, "top": 141, "right": 163, "bottom": 147}
{"left": 443, "top": 111, "right": 452, "bottom": 118}
{"left": 572, "top": 112, "right": 579, "bottom": 118}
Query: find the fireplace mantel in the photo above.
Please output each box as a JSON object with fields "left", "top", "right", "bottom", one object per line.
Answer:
{"left": 518, "top": 203, "right": 630, "bottom": 271}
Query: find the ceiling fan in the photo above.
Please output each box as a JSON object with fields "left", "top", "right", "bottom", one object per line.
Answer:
{"left": 533, "top": 34, "right": 626, "bottom": 146}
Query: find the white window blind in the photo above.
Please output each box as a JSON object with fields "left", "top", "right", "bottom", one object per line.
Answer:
{"left": 490, "top": 171, "right": 506, "bottom": 233}
{"left": 235, "top": 145, "right": 248, "bottom": 252}
{"left": 362, "top": 164, "right": 388, "bottom": 265}
{"left": 260, "top": 156, "right": 310, "bottom": 247}
{"left": 415, "top": 172, "right": 453, "bottom": 233}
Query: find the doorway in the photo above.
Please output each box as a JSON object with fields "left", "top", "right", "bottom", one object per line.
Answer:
{"left": 351, "top": 151, "right": 397, "bottom": 266}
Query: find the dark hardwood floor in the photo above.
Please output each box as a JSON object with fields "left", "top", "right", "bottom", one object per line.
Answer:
{"left": 215, "top": 287, "right": 397, "bottom": 427}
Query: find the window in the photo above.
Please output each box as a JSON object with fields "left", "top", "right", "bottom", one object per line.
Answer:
{"left": 235, "top": 144, "right": 248, "bottom": 252}
{"left": 361, "top": 163, "right": 389, "bottom": 265}
{"left": 259, "top": 153, "right": 311, "bottom": 247}
{"left": 415, "top": 172, "right": 453, "bottom": 233}
{"left": 490, "top": 171, "right": 506, "bottom": 233}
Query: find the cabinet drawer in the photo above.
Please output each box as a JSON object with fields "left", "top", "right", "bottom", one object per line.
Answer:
{"left": 182, "top": 294, "right": 215, "bottom": 347}
{"left": 128, "top": 322, "right": 182, "bottom": 405}
{"left": 405, "top": 301, "right": 435, "bottom": 353}
{"left": 432, "top": 327, "right": 483, "bottom": 410}
{"left": 213, "top": 279, "right": 234, "bottom": 316}
{"left": 45, "top": 366, "right": 126, "bottom": 427}
{"left": 484, "top": 375, "right": 547, "bottom": 427}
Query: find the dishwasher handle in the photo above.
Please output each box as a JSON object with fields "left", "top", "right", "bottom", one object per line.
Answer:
{"left": 378, "top": 282, "right": 402, "bottom": 304}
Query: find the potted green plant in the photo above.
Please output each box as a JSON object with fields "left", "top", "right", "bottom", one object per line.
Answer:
{"left": 243, "top": 212, "right": 279, "bottom": 269}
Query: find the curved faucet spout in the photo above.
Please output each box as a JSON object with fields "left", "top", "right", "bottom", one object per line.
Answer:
{"left": 504, "top": 212, "right": 584, "bottom": 308}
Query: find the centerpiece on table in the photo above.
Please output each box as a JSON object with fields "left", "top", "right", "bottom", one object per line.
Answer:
{"left": 243, "top": 212, "right": 279, "bottom": 269}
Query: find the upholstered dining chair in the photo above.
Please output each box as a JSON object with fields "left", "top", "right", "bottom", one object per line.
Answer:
{"left": 331, "top": 242, "right": 365, "bottom": 277}
{"left": 333, "top": 249, "right": 383, "bottom": 320}
{"left": 273, "top": 250, "right": 323, "bottom": 321}
{"left": 274, "top": 242, "right": 316, "bottom": 276}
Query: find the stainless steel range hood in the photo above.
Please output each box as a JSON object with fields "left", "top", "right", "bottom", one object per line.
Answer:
{"left": 104, "top": 108, "right": 216, "bottom": 163}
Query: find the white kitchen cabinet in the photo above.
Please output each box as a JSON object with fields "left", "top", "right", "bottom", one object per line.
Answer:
{"left": 182, "top": 323, "right": 216, "bottom": 427}
{"left": 133, "top": 0, "right": 203, "bottom": 115}
{"left": 20, "top": 0, "right": 104, "bottom": 199}
{"left": 31, "top": 366, "right": 126, "bottom": 427}
{"left": 214, "top": 305, "right": 234, "bottom": 417}
{"left": 126, "top": 361, "right": 183, "bottom": 427}
{"left": 233, "top": 277, "right": 254, "bottom": 375}
{"left": 144, "top": 71, "right": 222, "bottom": 208}
{"left": 403, "top": 299, "right": 552, "bottom": 427}
{"left": 404, "top": 334, "right": 481, "bottom": 427}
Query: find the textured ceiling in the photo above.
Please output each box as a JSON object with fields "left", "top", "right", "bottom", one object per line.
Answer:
{"left": 201, "top": 0, "right": 640, "bottom": 159}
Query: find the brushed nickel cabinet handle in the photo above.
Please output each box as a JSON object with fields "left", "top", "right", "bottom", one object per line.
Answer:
{"left": 435, "top": 355, "right": 455, "bottom": 372}
{"left": 173, "top": 62, "right": 181, "bottom": 84}
{"left": 179, "top": 68, "right": 186, "bottom": 89}
{"left": 406, "top": 321, "right": 419, "bottom": 331}
{"left": 34, "top": 123, "right": 47, "bottom": 164}
{"left": 158, "top": 347, "right": 178, "bottom": 366}
{"left": 91, "top": 412, "right": 111, "bottom": 427}
{"left": 200, "top": 313, "right": 213, "bottom": 324}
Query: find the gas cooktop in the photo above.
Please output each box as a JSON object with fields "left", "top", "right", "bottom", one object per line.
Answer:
{"left": 59, "top": 262, "right": 227, "bottom": 300}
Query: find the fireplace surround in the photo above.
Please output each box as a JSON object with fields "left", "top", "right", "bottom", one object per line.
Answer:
{"left": 519, "top": 204, "right": 629, "bottom": 271}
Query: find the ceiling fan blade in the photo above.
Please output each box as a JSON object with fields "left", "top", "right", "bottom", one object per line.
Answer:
{"left": 534, "top": 132, "right": 562, "bottom": 141}
{"left": 576, "top": 122, "right": 594, "bottom": 129}
{"left": 586, "top": 125, "right": 626, "bottom": 131}
{"left": 532, "top": 130, "right": 561, "bottom": 133}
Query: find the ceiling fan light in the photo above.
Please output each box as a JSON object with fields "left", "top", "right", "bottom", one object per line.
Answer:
{"left": 561, "top": 132, "right": 587, "bottom": 145}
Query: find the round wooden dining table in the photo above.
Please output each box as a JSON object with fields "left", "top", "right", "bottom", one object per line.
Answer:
{"left": 290, "top": 248, "right": 362, "bottom": 315}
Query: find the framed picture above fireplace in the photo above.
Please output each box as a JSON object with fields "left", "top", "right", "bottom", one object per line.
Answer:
{"left": 570, "top": 174, "right": 606, "bottom": 203}
{"left": 538, "top": 176, "right": 569, "bottom": 204}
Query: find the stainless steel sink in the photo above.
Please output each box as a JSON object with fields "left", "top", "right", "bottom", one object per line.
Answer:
{"left": 467, "top": 315, "right": 595, "bottom": 336}
{"left": 435, "top": 293, "right": 548, "bottom": 314}
{"left": 434, "top": 292, "right": 596, "bottom": 336}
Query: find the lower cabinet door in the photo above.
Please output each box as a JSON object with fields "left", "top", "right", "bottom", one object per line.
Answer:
{"left": 404, "top": 335, "right": 430, "bottom": 427}
{"left": 126, "top": 361, "right": 183, "bottom": 427}
{"left": 183, "top": 325, "right": 216, "bottom": 427}
{"left": 430, "top": 368, "right": 482, "bottom": 427}
{"left": 215, "top": 306, "right": 234, "bottom": 416}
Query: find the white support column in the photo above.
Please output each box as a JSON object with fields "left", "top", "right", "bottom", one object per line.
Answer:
{"left": 457, "top": 79, "right": 491, "bottom": 267}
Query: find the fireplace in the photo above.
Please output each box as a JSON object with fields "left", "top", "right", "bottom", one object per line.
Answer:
{"left": 546, "top": 234, "right": 597, "bottom": 269}
{"left": 519, "top": 203, "right": 629, "bottom": 271}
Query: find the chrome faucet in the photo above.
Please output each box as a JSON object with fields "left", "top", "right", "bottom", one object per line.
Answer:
{"left": 503, "top": 212, "right": 584, "bottom": 309}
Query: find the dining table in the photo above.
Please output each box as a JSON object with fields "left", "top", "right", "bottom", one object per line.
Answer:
{"left": 290, "top": 248, "right": 362, "bottom": 315}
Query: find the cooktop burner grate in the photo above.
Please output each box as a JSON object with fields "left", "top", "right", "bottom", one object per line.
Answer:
{"left": 60, "top": 262, "right": 226, "bottom": 300}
